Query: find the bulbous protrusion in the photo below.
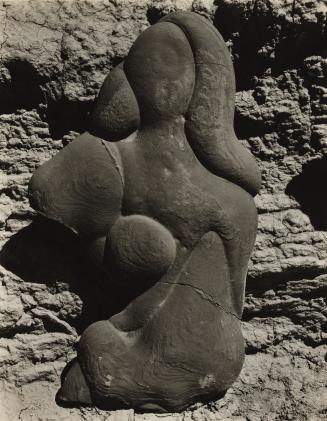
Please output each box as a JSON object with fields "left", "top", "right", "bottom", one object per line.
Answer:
{"left": 28, "top": 132, "right": 124, "bottom": 239}
{"left": 124, "top": 22, "right": 195, "bottom": 120}
{"left": 161, "top": 11, "right": 261, "bottom": 195}
{"left": 106, "top": 215, "right": 176, "bottom": 280}
{"left": 90, "top": 63, "right": 140, "bottom": 141}
{"left": 56, "top": 360, "right": 92, "bottom": 406}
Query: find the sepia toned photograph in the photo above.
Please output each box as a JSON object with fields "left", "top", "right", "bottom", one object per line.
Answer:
{"left": 0, "top": 0, "right": 326, "bottom": 420}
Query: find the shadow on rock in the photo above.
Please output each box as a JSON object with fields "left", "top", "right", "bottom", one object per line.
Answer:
{"left": 286, "top": 157, "right": 327, "bottom": 231}
{"left": 0, "top": 216, "right": 132, "bottom": 334}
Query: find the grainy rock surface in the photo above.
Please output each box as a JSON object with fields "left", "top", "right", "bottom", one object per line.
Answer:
{"left": 0, "top": 0, "right": 326, "bottom": 420}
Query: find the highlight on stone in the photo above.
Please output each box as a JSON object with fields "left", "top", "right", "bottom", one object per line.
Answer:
{"left": 28, "top": 11, "right": 260, "bottom": 412}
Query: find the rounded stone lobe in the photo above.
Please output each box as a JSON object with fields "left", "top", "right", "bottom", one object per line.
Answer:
{"left": 28, "top": 132, "right": 124, "bottom": 239}
{"left": 90, "top": 63, "right": 140, "bottom": 142}
{"left": 124, "top": 22, "right": 195, "bottom": 120}
{"left": 106, "top": 215, "right": 176, "bottom": 279}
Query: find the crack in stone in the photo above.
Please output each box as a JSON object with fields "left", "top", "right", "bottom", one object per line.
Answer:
{"left": 158, "top": 280, "right": 240, "bottom": 320}
{"left": 0, "top": 6, "right": 9, "bottom": 53}
{"left": 100, "top": 139, "right": 125, "bottom": 188}
{"left": 9, "top": 15, "right": 62, "bottom": 33}
{"left": 31, "top": 307, "right": 78, "bottom": 336}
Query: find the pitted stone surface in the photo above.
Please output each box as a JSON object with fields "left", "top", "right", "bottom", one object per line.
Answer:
{"left": 0, "top": 0, "right": 326, "bottom": 420}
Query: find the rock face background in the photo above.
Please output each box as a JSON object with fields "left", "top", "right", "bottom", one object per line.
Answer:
{"left": 0, "top": 0, "right": 326, "bottom": 420}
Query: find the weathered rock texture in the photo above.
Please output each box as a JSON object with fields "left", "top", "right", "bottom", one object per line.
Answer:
{"left": 0, "top": 0, "right": 326, "bottom": 420}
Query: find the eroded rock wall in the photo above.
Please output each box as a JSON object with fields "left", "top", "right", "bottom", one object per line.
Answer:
{"left": 0, "top": 1, "right": 326, "bottom": 420}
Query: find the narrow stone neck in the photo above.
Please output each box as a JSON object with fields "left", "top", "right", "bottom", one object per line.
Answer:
{"left": 140, "top": 115, "right": 185, "bottom": 135}
{"left": 139, "top": 115, "right": 196, "bottom": 160}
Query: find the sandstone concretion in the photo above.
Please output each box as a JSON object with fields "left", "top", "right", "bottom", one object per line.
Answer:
{"left": 0, "top": 1, "right": 326, "bottom": 420}
{"left": 28, "top": 11, "right": 261, "bottom": 412}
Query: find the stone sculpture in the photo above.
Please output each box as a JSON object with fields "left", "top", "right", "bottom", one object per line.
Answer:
{"left": 28, "top": 11, "right": 261, "bottom": 412}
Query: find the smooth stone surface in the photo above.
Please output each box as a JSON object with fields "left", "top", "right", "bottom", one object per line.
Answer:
{"left": 28, "top": 10, "right": 261, "bottom": 412}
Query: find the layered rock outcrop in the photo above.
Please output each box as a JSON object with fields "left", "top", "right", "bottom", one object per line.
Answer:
{"left": 0, "top": 0, "right": 326, "bottom": 420}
